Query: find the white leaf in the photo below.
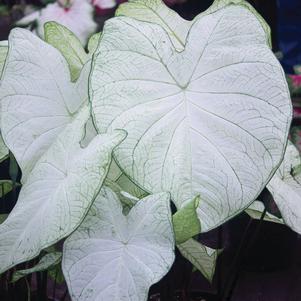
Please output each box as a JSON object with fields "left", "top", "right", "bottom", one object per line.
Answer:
{"left": 116, "top": 0, "right": 272, "bottom": 50}
{"left": 63, "top": 187, "right": 175, "bottom": 301}
{"left": 267, "top": 142, "right": 301, "bottom": 233}
{"left": 90, "top": 3, "right": 292, "bottom": 231}
{"left": 178, "top": 239, "right": 218, "bottom": 282}
{"left": 81, "top": 117, "right": 98, "bottom": 148}
{"left": 116, "top": 0, "right": 191, "bottom": 51}
{"left": 0, "top": 29, "right": 90, "bottom": 181}
{"left": 0, "top": 107, "right": 126, "bottom": 274}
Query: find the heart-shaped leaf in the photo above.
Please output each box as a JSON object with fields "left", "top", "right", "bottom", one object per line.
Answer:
{"left": 90, "top": 2, "right": 291, "bottom": 231}
{"left": 0, "top": 29, "right": 90, "bottom": 181}
{"left": 116, "top": 0, "right": 272, "bottom": 50}
{"left": 63, "top": 186, "right": 175, "bottom": 301}
{"left": 0, "top": 107, "right": 126, "bottom": 274}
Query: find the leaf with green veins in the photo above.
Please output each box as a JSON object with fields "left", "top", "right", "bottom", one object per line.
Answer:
{"left": 116, "top": 0, "right": 191, "bottom": 51}
{"left": 267, "top": 142, "right": 301, "bottom": 234}
{"left": 245, "top": 201, "right": 283, "bottom": 224}
{"left": 0, "top": 28, "right": 91, "bottom": 182}
{"left": 44, "top": 21, "right": 89, "bottom": 82}
{"left": 87, "top": 32, "right": 102, "bottom": 57}
{"left": 116, "top": 0, "right": 272, "bottom": 50}
{"left": 196, "top": 0, "right": 272, "bottom": 47}
{"left": 0, "top": 106, "right": 126, "bottom": 274}
{"left": 0, "top": 180, "right": 13, "bottom": 197}
{"left": 12, "top": 252, "right": 62, "bottom": 283}
{"left": 63, "top": 186, "right": 175, "bottom": 301}
{"left": 173, "top": 195, "right": 201, "bottom": 244}
{"left": 90, "top": 2, "right": 291, "bottom": 232}
{"left": 178, "top": 238, "right": 218, "bottom": 283}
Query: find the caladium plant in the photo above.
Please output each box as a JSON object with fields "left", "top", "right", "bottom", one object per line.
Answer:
{"left": 0, "top": 0, "right": 298, "bottom": 300}
{"left": 94, "top": 0, "right": 291, "bottom": 232}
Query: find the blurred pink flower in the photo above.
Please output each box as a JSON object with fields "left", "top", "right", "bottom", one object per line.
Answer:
{"left": 92, "top": 0, "right": 117, "bottom": 9}
{"left": 93, "top": 0, "right": 187, "bottom": 15}
{"left": 291, "top": 75, "right": 301, "bottom": 88}
{"left": 16, "top": 0, "right": 97, "bottom": 45}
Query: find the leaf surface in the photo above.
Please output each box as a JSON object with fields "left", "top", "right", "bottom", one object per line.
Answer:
{"left": 116, "top": 0, "right": 271, "bottom": 49}
{"left": 0, "top": 29, "right": 90, "bottom": 181}
{"left": 91, "top": 3, "right": 291, "bottom": 231}
{"left": 173, "top": 195, "right": 201, "bottom": 244}
{"left": 87, "top": 32, "right": 102, "bottom": 57}
{"left": 116, "top": 0, "right": 191, "bottom": 50}
{"left": 44, "top": 22, "right": 89, "bottom": 82}
{"left": 63, "top": 187, "right": 175, "bottom": 301}
{"left": 0, "top": 107, "right": 125, "bottom": 273}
